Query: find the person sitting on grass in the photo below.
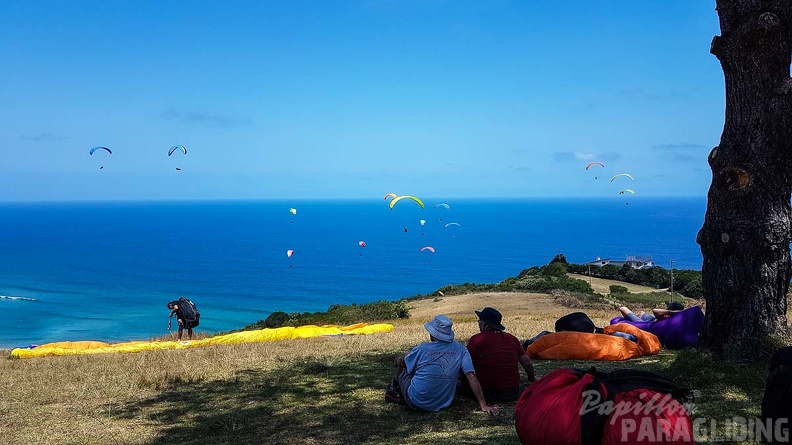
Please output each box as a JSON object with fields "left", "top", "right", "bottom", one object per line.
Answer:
{"left": 461, "top": 307, "right": 536, "bottom": 403}
{"left": 391, "top": 314, "right": 499, "bottom": 415}
{"left": 619, "top": 301, "right": 685, "bottom": 323}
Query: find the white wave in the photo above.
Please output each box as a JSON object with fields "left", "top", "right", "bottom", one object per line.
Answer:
{"left": 0, "top": 295, "right": 36, "bottom": 301}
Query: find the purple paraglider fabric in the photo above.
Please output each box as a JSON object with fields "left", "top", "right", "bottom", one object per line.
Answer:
{"left": 609, "top": 306, "right": 704, "bottom": 349}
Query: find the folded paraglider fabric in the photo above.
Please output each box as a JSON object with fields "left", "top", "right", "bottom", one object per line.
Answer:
{"left": 10, "top": 323, "right": 394, "bottom": 359}
{"left": 526, "top": 323, "right": 660, "bottom": 361}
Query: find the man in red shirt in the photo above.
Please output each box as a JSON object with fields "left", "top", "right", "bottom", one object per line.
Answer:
{"left": 465, "top": 307, "right": 536, "bottom": 403}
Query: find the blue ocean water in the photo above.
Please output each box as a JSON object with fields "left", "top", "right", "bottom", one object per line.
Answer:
{"left": 0, "top": 197, "right": 705, "bottom": 348}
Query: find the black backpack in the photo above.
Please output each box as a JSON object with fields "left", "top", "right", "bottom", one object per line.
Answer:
{"left": 177, "top": 297, "right": 200, "bottom": 328}
{"left": 762, "top": 346, "right": 792, "bottom": 444}
{"left": 555, "top": 312, "right": 604, "bottom": 334}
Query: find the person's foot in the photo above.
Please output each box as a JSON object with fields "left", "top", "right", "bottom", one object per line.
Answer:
{"left": 637, "top": 311, "right": 646, "bottom": 317}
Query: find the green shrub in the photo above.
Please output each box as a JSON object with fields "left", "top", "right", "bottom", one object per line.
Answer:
{"left": 609, "top": 285, "right": 629, "bottom": 294}
{"left": 263, "top": 311, "right": 290, "bottom": 328}
{"left": 541, "top": 261, "right": 568, "bottom": 277}
{"left": 514, "top": 274, "right": 592, "bottom": 294}
{"left": 550, "top": 253, "right": 568, "bottom": 264}
{"left": 680, "top": 276, "right": 703, "bottom": 299}
{"left": 241, "top": 300, "right": 410, "bottom": 331}
{"left": 517, "top": 267, "right": 541, "bottom": 279}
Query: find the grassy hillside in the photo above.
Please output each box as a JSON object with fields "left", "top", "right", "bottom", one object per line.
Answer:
{"left": 567, "top": 273, "right": 667, "bottom": 295}
{"left": 0, "top": 291, "right": 781, "bottom": 445}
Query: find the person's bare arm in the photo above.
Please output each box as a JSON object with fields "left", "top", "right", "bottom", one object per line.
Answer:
{"left": 393, "top": 355, "right": 406, "bottom": 381}
{"left": 518, "top": 354, "right": 536, "bottom": 382}
{"left": 464, "top": 371, "right": 499, "bottom": 415}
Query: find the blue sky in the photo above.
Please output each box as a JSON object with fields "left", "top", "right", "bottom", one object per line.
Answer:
{"left": 1, "top": 1, "right": 723, "bottom": 201}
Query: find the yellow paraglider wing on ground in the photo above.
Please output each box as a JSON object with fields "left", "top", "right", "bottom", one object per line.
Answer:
{"left": 10, "top": 323, "right": 394, "bottom": 359}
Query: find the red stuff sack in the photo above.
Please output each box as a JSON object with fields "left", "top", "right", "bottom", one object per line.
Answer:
{"left": 515, "top": 367, "right": 693, "bottom": 445}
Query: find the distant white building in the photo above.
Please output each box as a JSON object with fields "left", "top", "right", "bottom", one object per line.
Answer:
{"left": 589, "top": 256, "right": 611, "bottom": 267}
{"left": 587, "top": 255, "right": 654, "bottom": 269}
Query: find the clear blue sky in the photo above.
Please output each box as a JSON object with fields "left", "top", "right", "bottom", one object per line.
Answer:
{"left": 1, "top": 1, "right": 723, "bottom": 201}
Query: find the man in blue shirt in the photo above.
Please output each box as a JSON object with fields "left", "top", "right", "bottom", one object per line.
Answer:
{"left": 393, "top": 314, "right": 498, "bottom": 414}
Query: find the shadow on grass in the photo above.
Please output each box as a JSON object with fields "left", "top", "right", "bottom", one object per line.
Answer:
{"left": 666, "top": 348, "right": 770, "bottom": 421}
{"left": 108, "top": 352, "right": 519, "bottom": 445}
{"left": 105, "top": 347, "right": 774, "bottom": 444}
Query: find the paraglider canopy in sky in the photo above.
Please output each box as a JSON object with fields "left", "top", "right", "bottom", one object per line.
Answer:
{"left": 383, "top": 193, "right": 397, "bottom": 201}
{"left": 433, "top": 203, "right": 450, "bottom": 210}
{"left": 611, "top": 173, "right": 635, "bottom": 182}
{"left": 358, "top": 241, "right": 366, "bottom": 247}
{"left": 286, "top": 249, "right": 294, "bottom": 258}
{"left": 168, "top": 145, "right": 187, "bottom": 156}
{"left": 585, "top": 162, "right": 604, "bottom": 170}
{"left": 420, "top": 246, "right": 435, "bottom": 253}
{"left": 289, "top": 208, "right": 297, "bottom": 215}
{"left": 389, "top": 195, "right": 425, "bottom": 210}
{"left": 89, "top": 146, "right": 112, "bottom": 155}
{"left": 168, "top": 145, "right": 187, "bottom": 171}
{"left": 89, "top": 146, "right": 112, "bottom": 169}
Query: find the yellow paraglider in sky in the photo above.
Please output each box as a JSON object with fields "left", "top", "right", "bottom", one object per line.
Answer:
{"left": 388, "top": 195, "right": 425, "bottom": 210}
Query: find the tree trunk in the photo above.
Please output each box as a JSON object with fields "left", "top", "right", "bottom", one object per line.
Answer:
{"left": 697, "top": 0, "right": 792, "bottom": 360}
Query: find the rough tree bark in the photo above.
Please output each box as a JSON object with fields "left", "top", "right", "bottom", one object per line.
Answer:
{"left": 697, "top": 0, "right": 792, "bottom": 360}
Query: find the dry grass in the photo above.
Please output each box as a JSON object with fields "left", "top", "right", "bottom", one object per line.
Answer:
{"left": 0, "top": 291, "right": 781, "bottom": 445}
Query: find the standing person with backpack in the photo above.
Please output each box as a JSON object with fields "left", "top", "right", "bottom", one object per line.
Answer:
{"left": 167, "top": 297, "right": 200, "bottom": 341}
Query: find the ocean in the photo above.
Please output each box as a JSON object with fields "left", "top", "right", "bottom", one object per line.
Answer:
{"left": 0, "top": 197, "right": 706, "bottom": 348}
